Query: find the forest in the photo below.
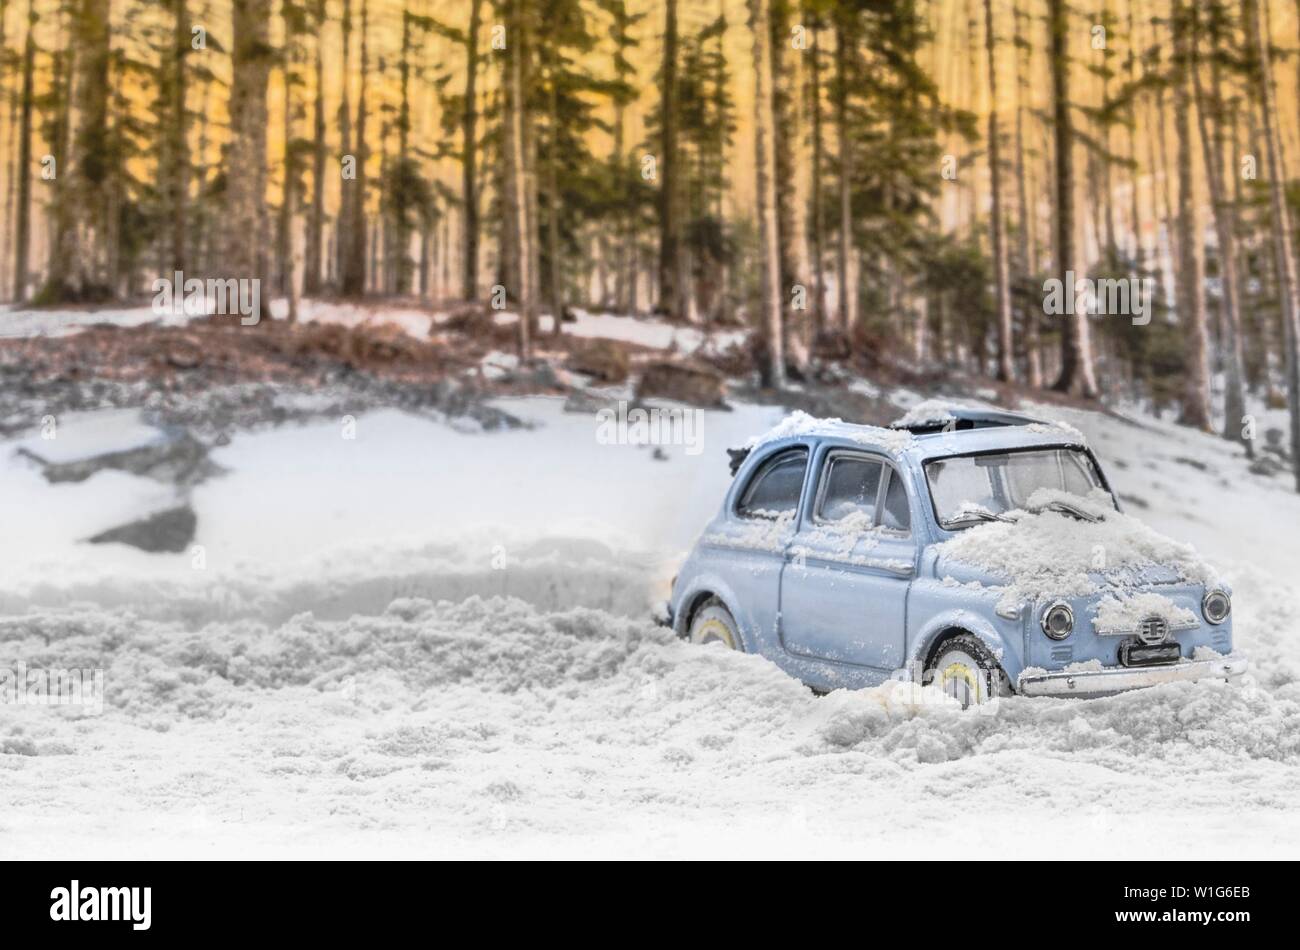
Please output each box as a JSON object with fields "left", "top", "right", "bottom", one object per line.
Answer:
{"left": 4, "top": 0, "right": 1300, "bottom": 487}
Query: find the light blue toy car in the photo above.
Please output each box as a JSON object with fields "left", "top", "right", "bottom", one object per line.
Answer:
{"left": 667, "top": 405, "right": 1247, "bottom": 704}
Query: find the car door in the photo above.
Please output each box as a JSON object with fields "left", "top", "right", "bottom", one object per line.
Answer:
{"left": 778, "top": 448, "right": 916, "bottom": 671}
{"left": 703, "top": 446, "right": 810, "bottom": 648}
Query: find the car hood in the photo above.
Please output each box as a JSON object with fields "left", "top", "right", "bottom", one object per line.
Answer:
{"left": 932, "top": 505, "right": 1219, "bottom": 607}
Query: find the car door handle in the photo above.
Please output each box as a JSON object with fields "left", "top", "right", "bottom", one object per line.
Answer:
{"left": 880, "top": 561, "right": 915, "bottom": 577}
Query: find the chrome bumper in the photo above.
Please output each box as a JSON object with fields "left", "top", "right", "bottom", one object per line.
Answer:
{"left": 1018, "top": 653, "right": 1248, "bottom": 698}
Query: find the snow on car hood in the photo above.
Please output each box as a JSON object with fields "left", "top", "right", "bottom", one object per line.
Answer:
{"left": 934, "top": 493, "right": 1220, "bottom": 608}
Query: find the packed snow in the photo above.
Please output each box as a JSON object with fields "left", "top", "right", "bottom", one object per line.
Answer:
{"left": 935, "top": 490, "right": 1221, "bottom": 610}
{"left": 2, "top": 380, "right": 1300, "bottom": 858}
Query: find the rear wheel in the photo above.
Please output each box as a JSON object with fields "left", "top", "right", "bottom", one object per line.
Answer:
{"left": 926, "top": 633, "right": 1011, "bottom": 707}
{"left": 689, "top": 600, "right": 744, "bottom": 652}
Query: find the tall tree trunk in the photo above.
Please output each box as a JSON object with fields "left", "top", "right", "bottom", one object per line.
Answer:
{"left": 12, "top": 0, "right": 34, "bottom": 301}
{"left": 1172, "top": 1, "right": 1212, "bottom": 430}
{"left": 336, "top": 0, "right": 353, "bottom": 288}
{"left": 1047, "top": 0, "right": 1098, "bottom": 397}
{"left": 808, "top": 10, "right": 826, "bottom": 337}
{"left": 546, "top": 72, "right": 564, "bottom": 334}
{"left": 504, "top": 0, "right": 533, "bottom": 360}
{"left": 0, "top": 0, "right": 5, "bottom": 297}
{"left": 750, "top": 0, "right": 784, "bottom": 388}
{"left": 50, "top": 0, "right": 112, "bottom": 299}
{"left": 394, "top": 5, "right": 413, "bottom": 295}
{"left": 984, "top": 0, "right": 1013, "bottom": 382}
{"left": 340, "top": 0, "right": 368, "bottom": 296}
{"left": 1192, "top": 7, "right": 1247, "bottom": 450}
{"left": 1126, "top": 2, "right": 1142, "bottom": 264}
{"left": 833, "top": 9, "right": 853, "bottom": 335}
{"left": 1012, "top": 0, "right": 1041, "bottom": 386}
{"left": 460, "top": 0, "right": 482, "bottom": 300}
{"left": 164, "top": 0, "right": 189, "bottom": 273}
{"left": 770, "top": 0, "right": 810, "bottom": 374}
{"left": 225, "top": 0, "right": 271, "bottom": 286}
{"left": 1246, "top": 0, "right": 1300, "bottom": 490}
{"left": 658, "top": 0, "right": 682, "bottom": 318}
{"left": 277, "top": 0, "right": 298, "bottom": 320}
{"left": 303, "top": 0, "right": 326, "bottom": 296}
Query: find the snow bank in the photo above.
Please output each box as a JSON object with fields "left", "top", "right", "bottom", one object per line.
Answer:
{"left": 4, "top": 381, "right": 1300, "bottom": 857}
{"left": 4, "top": 594, "right": 1299, "bottom": 858}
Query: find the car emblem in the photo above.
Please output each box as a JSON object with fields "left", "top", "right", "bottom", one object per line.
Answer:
{"left": 1137, "top": 616, "right": 1169, "bottom": 645}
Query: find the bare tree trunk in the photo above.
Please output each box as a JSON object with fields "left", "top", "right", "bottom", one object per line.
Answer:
{"left": 1246, "top": 0, "right": 1300, "bottom": 490}
{"left": 336, "top": 0, "right": 353, "bottom": 287}
{"left": 1047, "top": 0, "right": 1098, "bottom": 397}
{"left": 834, "top": 10, "right": 853, "bottom": 336}
{"left": 504, "top": 0, "right": 532, "bottom": 360}
{"left": 461, "top": 0, "right": 482, "bottom": 300}
{"left": 303, "top": 0, "right": 326, "bottom": 296}
{"left": 1172, "top": 1, "right": 1212, "bottom": 429}
{"left": 984, "top": 0, "right": 1014, "bottom": 382}
{"left": 1192, "top": 8, "right": 1248, "bottom": 450}
{"left": 161, "top": 0, "right": 190, "bottom": 273}
{"left": 808, "top": 9, "right": 826, "bottom": 337}
{"left": 546, "top": 73, "right": 563, "bottom": 334}
{"left": 1126, "top": 2, "right": 1143, "bottom": 264}
{"left": 340, "top": 0, "right": 369, "bottom": 296}
{"left": 50, "top": 0, "right": 113, "bottom": 299}
{"left": 751, "top": 0, "right": 784, "bottom": 388}
{"left": 1012, "top": 0, "right": 1041, "bottom": 386}
{"left": 277, "top": 0, "right": 299, "bottom": 320}
{"left": 770, "top": 0, "right": 810, "bottom": 374}
{"left": 12, "top": 0, "right": 34, "bottom": 301}
{"left": 658, "top": 0, "right": 690, "bottom": 320}
{"left": 225, "top": 0, "right": 271, "bottom": 287}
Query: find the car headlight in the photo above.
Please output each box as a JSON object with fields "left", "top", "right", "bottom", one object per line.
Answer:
{"left": 1202, "top": 589, "right": 1231, "bottom": 625}
{"left": 1040, "top": 601, "right": 1074, "bottom": 640}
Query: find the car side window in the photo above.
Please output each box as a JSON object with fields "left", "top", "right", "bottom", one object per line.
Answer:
{"left": 880, "top": 468, "right": 911, "bottom": 534}
{"left": 737, "top": 448, "right": 809, "bottom": 519}
{"left": 816, "top": 456, "right": 883, "bottom": 524}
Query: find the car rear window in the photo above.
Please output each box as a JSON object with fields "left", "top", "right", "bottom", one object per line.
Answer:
{"left": 737, "top": 448, "right": 808, "bottom": 519}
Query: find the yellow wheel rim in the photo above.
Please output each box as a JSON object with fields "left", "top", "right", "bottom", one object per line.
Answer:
{"left": 941, "top": 661, "right": 982, "bottom": 703}
{"left": 695, "top": 618, "right": 737, "bottom": 649}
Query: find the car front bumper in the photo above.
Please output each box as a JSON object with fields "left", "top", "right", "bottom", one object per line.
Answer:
{"left": 1017, "top": 653, "right": 1248, "bottom": 698}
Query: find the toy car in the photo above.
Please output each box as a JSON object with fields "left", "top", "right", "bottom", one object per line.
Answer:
{"left": 667, "top": 405, "right": 1247, "bottom": 704}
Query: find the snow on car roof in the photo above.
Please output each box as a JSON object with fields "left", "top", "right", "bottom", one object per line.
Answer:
{"left": 743, "top": 410, "right": 917, "bottom": 456}
{"left": 741, "top": 407, "right": 1088, "bottom": 464}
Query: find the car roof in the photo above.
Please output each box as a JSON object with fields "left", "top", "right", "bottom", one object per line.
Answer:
{"left": 734, "top": 406, "right": 1089, "bottom": 473}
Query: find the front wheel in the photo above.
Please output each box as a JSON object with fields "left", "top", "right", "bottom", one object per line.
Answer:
{"left": 688, "top": 600, "right": 744, "bottom": 651}
{"left": 925, "top": 633, "right": 1011, "bottom": 708}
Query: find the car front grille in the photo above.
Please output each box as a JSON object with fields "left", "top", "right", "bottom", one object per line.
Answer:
{"left": 1137, "top": 616, "right": 1169, "bottom": 645}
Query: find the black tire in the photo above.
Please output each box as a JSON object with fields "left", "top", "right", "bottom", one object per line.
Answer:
{"left": 925, "top": 632, "right": 1011, "bottom": 707}
{"left": 688, "top": 599, "right": 745, "bottom": 652}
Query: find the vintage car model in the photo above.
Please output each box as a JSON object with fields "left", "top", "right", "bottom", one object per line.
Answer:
{"left": 667, "top": 405, "right": 1247, "bottom": 704}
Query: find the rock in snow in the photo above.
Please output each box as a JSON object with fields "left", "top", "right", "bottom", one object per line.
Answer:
{"left": 87, "top": 505, "right": 197, "bottom": 554}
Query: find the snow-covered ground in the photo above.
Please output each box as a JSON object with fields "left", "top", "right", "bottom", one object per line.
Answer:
{"left": 1, "top": 299, "right": 747, "bottom": 356}
{"left": 2, "top": 380, "right": 1299, "bottom": 858}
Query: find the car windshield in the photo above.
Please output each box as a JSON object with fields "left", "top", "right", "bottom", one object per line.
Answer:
{"left": 924, "top": 447, "right": 1112, "bottom": 529}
